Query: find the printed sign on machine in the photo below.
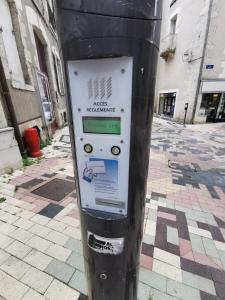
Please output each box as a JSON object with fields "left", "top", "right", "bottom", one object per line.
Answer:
{"left": 67, "top": 57, "right": 133, "bottom": 215}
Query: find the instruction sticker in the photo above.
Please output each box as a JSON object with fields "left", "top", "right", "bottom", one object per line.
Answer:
{"left": 83, "top": 158, "right": 119, "bottom": 200}
{"left": 86, "top": 161, "right": 106, "bottom": 175}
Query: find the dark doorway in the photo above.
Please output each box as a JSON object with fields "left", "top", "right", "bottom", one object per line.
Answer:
{"left": 34, "top": 31, "right": 54, "bottom": 126}
{"left": 200, "top": 93, "right": 225, "bottom": 122}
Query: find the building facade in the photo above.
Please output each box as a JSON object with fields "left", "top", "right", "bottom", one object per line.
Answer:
{"left": 155, "top": 0, "right": 225, "bottom": 124}
{"left": 0, "top": 0, "right": 67, "bottom": 173}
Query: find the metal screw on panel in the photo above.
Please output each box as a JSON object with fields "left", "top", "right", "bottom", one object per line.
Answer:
{"left": 121, "top": 108, "right": 125, "bottom": 113}
{"left": 100, "top": 273, "right": 107, "bottom": 280}
{"left": 120, "top": 140, "right": 124, "bottom": 144}
{"left": 78, "top": 108, "right": 81, "bottom": 112}
{"left": 80, "top": 138, "right": 83, "bottom": 142}
{"left": 74, "top": 71, "right": 78, "bottom": 76}
{"left": 121, "top": 69, "right": 125, "bottom": 74}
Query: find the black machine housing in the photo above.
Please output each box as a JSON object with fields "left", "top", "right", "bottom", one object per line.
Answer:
{"left": 56, "top": 1, "right": 162, "bottom": 299}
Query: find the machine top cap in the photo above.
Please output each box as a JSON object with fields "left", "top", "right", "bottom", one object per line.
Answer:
{"left": 57, "top": 0, "right": 162, "bottom": 20}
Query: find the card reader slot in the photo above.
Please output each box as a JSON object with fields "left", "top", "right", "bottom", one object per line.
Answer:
{"left": 95, "top": 198, "right": 125, "bottom": 209}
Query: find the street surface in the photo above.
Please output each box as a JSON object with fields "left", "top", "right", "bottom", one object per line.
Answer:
{"left": 0, "top": 118, "right": 224, "bottom": 299}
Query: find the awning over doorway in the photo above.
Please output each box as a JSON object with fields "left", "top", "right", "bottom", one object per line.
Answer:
{"left": 201, "top": 80, "right": 225, "bottom": 93}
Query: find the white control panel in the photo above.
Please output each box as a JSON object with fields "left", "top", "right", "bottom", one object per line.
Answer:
{"left": 67, "top": 57, "right": 133, "bottom": 215}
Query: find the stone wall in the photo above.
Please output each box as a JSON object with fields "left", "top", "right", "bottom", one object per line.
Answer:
{"left": 0, "top": 128, "right": 22, "bottom": 175}
{"left": 155, "top": 0, "right": 212, "bottom": 123}
{"left": 0, "top": 0, "right": 67, "bottom": 139}
{"left": 202, "top": 0, "right": 225, "bottom": 80}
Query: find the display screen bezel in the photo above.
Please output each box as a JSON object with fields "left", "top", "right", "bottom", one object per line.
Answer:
{"left": 82, "top": 116, "right": 121, "bottom": 135}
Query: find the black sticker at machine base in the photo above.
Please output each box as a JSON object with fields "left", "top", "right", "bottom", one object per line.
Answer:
{"left": 87, "top": 232, "right": 124, "bottom": 255}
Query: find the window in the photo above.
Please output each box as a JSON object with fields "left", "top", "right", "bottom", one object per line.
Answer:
{"left": 170, "top": 15, "right": 177, "bottom": 35}
{"left": 217, "top": 94, "right": 225, "bottom": 118}
{"left": 200, "top": 93, "right": 221, "bottom": 109}
{"left": 158, "top": 93, "right": 176, "bottom": 117}
{"left": 8, "top": 1, "right": 31, "bottom": 85}
{"left": 34, "top": 31, "right": 48, "bottom": 75}
{"left": 200, "top": 93, "right": 222, "bottom": 122}
{"left": 52, "top": 52, "right": 65, "bottom": 95}
{"left": 37, "top": 71, "right": 54, "bottom": 124}
{"left": 47, "top": 0, "right": 56, "bottom": 30}
{"left": 169, "top": 14, "right": 178, "bottom": 50}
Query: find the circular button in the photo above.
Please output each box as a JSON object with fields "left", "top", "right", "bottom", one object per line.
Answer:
{"left": 84, "top": 144, "right": 93, "bottom": 154}
{"left": 111, "top": 146, "right": 121, "bottom": 156}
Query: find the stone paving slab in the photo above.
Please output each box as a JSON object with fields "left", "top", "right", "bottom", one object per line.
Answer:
{"left": 0, "top": 120, "right": 223, "bottom": 299}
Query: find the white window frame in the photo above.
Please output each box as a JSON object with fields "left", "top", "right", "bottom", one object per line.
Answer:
{"left": 52, "top": 50, "right": 65, "bottom": 96}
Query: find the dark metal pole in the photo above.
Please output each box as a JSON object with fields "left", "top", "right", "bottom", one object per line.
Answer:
{"left": 56, "top": 1, "right": 162, "bottom": 299}
{"left": 190, "top": 0, "right": 213, "bottom": 124}
{"left": 184, "top": 103, "right": 189, "bottom": 126}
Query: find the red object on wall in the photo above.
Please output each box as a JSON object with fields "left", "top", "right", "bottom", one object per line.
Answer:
{"left": 24, "top": 128, "right": 42, "bottom": 158}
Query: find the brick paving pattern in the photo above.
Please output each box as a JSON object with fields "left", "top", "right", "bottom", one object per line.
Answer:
{"left": 0, "top": 119, "right": 224, "bottom": 299}
{"left": 141, "top": 119, "right": 225, "bottom": 299}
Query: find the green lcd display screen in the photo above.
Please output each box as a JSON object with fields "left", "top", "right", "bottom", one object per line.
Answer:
{"left": 82, "top": 117, "right": 121, "bottom": 135}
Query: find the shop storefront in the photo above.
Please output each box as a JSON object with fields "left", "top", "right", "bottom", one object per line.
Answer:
{"left": 200, "top": 93, "right": 225, "bottom": 122}
{"left": 200, "top": 81, "right": 225, "bottom": 123}
{"left": 158, "top": 92, "right": 176, "bottom": 117}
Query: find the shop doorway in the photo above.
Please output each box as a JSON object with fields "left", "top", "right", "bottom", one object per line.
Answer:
{"left": 158, "top": 92, "right": 176, "bottom": 117}
{"left": 200, "top": 93, "right": 225, "bottom": 122}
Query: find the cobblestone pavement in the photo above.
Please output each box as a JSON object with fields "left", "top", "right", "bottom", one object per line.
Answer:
{"left": 0, "top": 119, "right": 224, "bottom": 299}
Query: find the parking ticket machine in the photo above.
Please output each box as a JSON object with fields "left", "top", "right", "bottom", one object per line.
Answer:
{"left": 68, "top": 57, "right": 132, "bottom": 216}
{"left": 57, "top": 1, "right": 162, "bottom": 299}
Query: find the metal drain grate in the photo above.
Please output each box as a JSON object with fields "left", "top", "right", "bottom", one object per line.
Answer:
{"left": 32, "top": 178, "right": 75, "bottom": 201}
{"left": 20, "top": 178, "right": 45, "bottom": 190}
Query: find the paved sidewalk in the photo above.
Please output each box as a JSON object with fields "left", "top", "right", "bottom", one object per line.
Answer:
{"left": 0, "top": 118, "right": 224, "bottom": 299}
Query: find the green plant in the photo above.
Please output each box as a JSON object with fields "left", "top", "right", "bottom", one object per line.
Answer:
{"left": 0, "top": 197, "right": 6, "bottom": 203}
{"left": 6, "top": 168, "right": 13, "bottom": 175}
{"left": 160, "top": 48, "right": 176, "bottom": 61}
{"left": 22, "top": 157, "right": 36, "bottom": 167}
{"left": 40, "top": 139, "right": 47, "bottom": 149}
{"left": 22, "top": 153, "right": 28, "bottom": 159}
{"left": 46, "top": 138, "right": 52, "bottom": 145}
{"left": 36, "top": 157, "right": 43, "bottom": 165}
{"left": 40, "top": 138, "right": 52, "bottom": 149}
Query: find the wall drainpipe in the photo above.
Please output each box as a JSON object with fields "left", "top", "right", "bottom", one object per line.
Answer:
{"left": 191, "top": 0, "right": 213, "bottom": 124}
